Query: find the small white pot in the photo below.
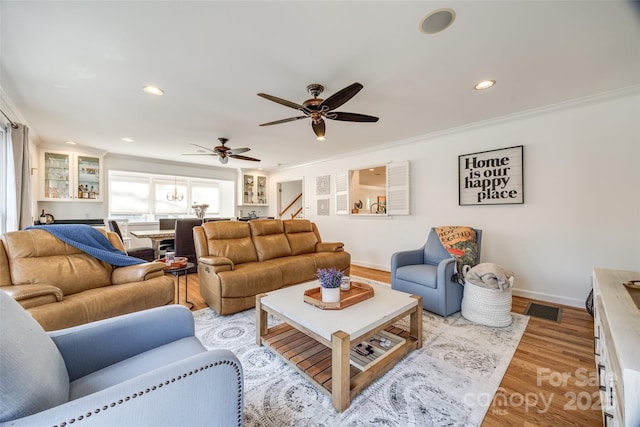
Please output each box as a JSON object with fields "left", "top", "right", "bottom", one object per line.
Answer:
{"left": 321, "top": 286, "right": 341, "bottom": 303}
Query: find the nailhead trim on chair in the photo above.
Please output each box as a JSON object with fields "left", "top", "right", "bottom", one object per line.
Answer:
{"left": 50, "top": 359, "right": 243, "bottom": 427}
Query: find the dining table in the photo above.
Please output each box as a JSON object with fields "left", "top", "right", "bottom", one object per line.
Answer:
{"left": 129, "top": 229, "right": 175, "bottom": 260}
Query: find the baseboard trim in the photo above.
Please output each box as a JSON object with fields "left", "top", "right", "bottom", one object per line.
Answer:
{"left": 512, "top": 288, "right": 584, "bottom": 309}
{"left": 351, "top": 260, "right": 390, "bottom": 272}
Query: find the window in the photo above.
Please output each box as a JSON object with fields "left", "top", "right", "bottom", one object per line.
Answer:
{"left": 108, "top": 171, "right": 230, "bottom": 222}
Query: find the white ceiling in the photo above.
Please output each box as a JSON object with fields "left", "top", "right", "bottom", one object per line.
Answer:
{"left": 1, "top": 1, "right": 639, "bottom": 171}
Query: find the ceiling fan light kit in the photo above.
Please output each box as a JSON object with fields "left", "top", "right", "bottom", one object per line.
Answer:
{"left": 258, "top": 82, "right": 379, "bottom": 140}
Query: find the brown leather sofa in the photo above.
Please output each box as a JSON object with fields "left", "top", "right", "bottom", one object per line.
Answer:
{"left": 193, "top": 219, "right": 350, "bottom": 315}
{"left": 0, "top": 228, "right": 175, "bottom": 331}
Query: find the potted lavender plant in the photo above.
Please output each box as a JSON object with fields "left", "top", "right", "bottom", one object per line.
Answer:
{"left": 317, "top": 267, "right": 343, "bottom": 303}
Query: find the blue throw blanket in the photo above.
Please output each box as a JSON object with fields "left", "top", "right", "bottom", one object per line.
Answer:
{"left": 26, "top": 224, "right": 146, "bottom": 267}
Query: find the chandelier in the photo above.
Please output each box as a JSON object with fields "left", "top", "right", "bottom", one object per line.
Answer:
{"left": 167, "top": 177, "right": 184, "bottom": 202}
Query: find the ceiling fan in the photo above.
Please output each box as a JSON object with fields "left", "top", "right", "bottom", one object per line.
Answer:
{"left": 182, "top": 138, "right": 260, "bottom": 164}
{"left": 257, "top": 82, "right": 379, "bottom": 140}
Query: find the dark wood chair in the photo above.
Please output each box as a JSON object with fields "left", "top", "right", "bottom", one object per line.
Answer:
{"left": 158, "top": 218, "right": 176, "bottom": 254}
{"left": 174, "top": 218, "right": 203, "bottom": 274}
{"left": 107, "top": 220, "right": 155, "bottom": 262}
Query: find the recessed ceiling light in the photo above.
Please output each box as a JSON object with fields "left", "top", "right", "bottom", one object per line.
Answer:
{"left": 420, "top": 8, "right": 456, "bottom": 34}
{"left": 121, "top": 137, "right": 134, "bottom": 142}
{"left": 474, "top": 80, "right": 496, "bottom": 90}
{"left": 64, "top": 140, "right": 77, "bottom": 145}
{"left": 143, "top": 85, "right": 164, "bottom": 96}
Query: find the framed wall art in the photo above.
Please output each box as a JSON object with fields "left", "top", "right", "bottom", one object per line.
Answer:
{"left": 317, "top": 198, "right": 330, "bottom": 216}
{"left": 316, "top": 175, "right": 330, "bottom": 196}
{"left": 459, "top": 145, "right": 523, "bottom": 206}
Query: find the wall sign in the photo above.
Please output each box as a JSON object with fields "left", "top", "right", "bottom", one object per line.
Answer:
{"left": 459, "top": 145, "right": 523, "bottom": 206}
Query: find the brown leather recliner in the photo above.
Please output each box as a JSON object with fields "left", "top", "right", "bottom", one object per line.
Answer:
{"left": 0, "top": 228, "right": 175, "bottom": 331}
{"left": 193, "top": 219, "right": 350, "bottom": 315}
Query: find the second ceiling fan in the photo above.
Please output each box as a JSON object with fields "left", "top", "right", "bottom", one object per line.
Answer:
{"left": 182, "top": 138, "right": 260, "bottom": 164}
{"left": 257, "top": 82, "right": 379, "bottom": 140}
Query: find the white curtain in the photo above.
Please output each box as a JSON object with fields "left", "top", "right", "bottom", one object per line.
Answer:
{"left": 6, "top": 123, "right": 31, "bottom": 231}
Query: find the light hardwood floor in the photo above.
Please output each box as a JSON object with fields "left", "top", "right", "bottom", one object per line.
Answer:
{"left": 177, "top": 265, "right": 602, "bottom": 426}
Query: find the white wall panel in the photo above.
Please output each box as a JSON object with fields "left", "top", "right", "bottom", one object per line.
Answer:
{"left": 268, "top": 89, "right": 640, "bottom": 307}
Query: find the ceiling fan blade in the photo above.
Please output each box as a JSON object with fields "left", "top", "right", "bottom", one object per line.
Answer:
{"left": 181, "top": 153, "right": 218, "bottom": 156}
{"left": 230, "top": 154, "right": 261, "bottom": 162}
{"left": 259, "top": 116, "right": 307, "bottom": 126}
{"left": 227, "top": 147, "right": 250, "bottom": 155}
{"left": 190, "top": 143, "right": 218, "bottom": 153}
{"left": 258, "top": 93, "right": 306, "bottom": 111}
{"left": 318, "top": 82, "right": 363, "bottom": 111}
{"left": 328, "top": 112, "right": 379, "bottom": 122}
{"left": 312, "top": 119, "right": 326, "bottom": 139}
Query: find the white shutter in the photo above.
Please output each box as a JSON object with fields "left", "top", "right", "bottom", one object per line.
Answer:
{"left": 335, "top": 172, "right": 349, "bottom": 215}
{"left": 387, "top": 160, "right": 410, "bottom": 215}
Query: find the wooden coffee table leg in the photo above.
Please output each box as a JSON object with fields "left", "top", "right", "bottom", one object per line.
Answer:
{"left": 410, "top": 295, "right": 423, "bottom": 349}
{"left": 331, "top": 330, "right": 350, "bottom": 412}
{"left": 256, "top": 293, "right": 268, "bottom": 346}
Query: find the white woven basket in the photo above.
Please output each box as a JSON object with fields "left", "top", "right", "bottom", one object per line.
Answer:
{"left": 461, "top": 282, "right": 513, "bottom": 327}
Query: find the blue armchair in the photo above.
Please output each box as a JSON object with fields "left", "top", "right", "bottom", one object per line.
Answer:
{"left": 0, "top": 291, "right": 243, "bottom": 426}
{"left": 391, "top": 228, "right": 482, "bottom": 317}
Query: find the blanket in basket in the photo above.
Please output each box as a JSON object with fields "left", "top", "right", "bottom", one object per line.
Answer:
{"left": 435, "top": 226, "right": 479, "bottom": 284}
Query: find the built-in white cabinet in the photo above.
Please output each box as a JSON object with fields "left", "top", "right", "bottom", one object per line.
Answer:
{"left": 592, "top": 268, "right": 640, "bottom": 427}
{"left": 239, "top": 173, "right": 267, "bottom": 206}
{"left": 39, "top": 148, "right": 103, "bottom": 201}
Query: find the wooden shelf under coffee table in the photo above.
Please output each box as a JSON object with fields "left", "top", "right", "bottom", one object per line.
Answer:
{"left": 256, "top": 281, "right": 422, "bottom": 412}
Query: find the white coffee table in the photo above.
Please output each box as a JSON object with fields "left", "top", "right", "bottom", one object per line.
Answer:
{"left": 256, "top": 281, "right": 422, "bottom": 412}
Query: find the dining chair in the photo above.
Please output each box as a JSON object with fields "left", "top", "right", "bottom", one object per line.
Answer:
{"left": 107, "top": 220, "right": 155, "bottom": 262}
{"left": 158, "top": 218, "right": 176, "bottom": 255}
{"left": 174, "top": 218, "right": 204, "bottom": 274}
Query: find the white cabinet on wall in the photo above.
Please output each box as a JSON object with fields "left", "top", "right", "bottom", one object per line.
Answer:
{"left": 239, "top": 173, "right": 267, "bottom": 206}
{"left": 39, "top": 148, "right": 103, "bottom": 201}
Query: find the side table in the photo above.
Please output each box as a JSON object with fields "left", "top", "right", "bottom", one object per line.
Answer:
{"left": 165, "top": 262, "right": 195, "bottom": 309}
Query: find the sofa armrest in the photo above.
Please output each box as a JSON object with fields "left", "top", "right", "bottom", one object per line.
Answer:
{"left": 6, "top": 350, "right": 243, "bottom": 427}
{"left": 198, "top": 256, "right": 234, "bottom": 273}
{"left": 111, "top": 261, "right": 167, "bottom": 285}
{"left": 316, "top": 242, "right": 344, "bottom": 252}
{"left": 0, "top": 284, "right": 64, "bottom": 308}
{"left": 49, "top": 305, "right": 195, "bottom": 381}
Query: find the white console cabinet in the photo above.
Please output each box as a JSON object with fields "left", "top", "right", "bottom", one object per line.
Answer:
{"left": 592, "top": 268, "right": 640, "bottom": 427}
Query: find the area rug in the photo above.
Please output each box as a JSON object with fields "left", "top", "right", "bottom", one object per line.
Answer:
{"left": 193, "top": 277, "right": 529, "bottom": 427}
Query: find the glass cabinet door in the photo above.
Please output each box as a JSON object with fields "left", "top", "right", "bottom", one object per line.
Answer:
{"left": 257, "top": 176, "right": 267, "bottom": 204}
{"left": 243, "top": 174, "right": 255, "bottom": 204}
{"left": 241, "top": 174, "right": 267, "bottom": 205}
{"left": 76, "top": 155, "right": 100, "bottom": 199}
{"left": 43, "top": 152, "right": 71, "bottom": 199}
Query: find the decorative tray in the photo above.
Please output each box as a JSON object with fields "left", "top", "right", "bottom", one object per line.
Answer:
{"left": 303, "top": 282, "right": 374, "bottom": 310}
{"left": 157, "top": 256, "right": 188, "bottom": 270}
